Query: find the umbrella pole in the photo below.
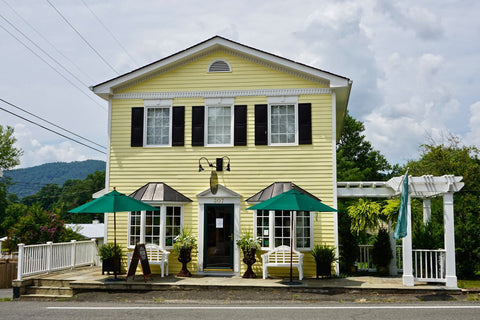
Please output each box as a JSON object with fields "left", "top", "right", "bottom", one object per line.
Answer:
{"left": 290, "top": 210, "right": 293, "bottom": 283}
{"left": 114, "top": 212, "right": 117, "bottom": 280}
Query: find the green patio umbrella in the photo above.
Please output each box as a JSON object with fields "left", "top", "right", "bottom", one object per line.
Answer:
{"left": 69, "top": 188, "right": 159, "bottom": 279}
{"left": 247, "top": 188, "right": 337, "bottom": 283}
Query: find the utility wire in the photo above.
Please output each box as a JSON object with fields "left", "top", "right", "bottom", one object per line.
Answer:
{"left": 1, "top": 0, "right": 96, "bottom": 84}
{"left": 0, "top": 104, "right": 107, "bottom": 155}
{"left": 0, "top": 98, "right": 106, "bottom": 150}
{"left": 0, "top": 12, "right": 90, "bottom": 88}
{"left": 0, "top": 23, "right": 106, "bottom": 111}
{"left": 80, "top": 0, "right": 138, "bottom": 67}
{"left": 46, "top": 0, "right": 120, "bottom": 75}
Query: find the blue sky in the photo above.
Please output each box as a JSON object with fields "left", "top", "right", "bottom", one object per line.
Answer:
{"left": 1, "top": 0, "right": 479, "bottom": 169}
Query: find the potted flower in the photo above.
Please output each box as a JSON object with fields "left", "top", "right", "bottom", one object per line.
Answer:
{"left": 311, "top": 243, "right": 337, "bottom": 278}
{"left": 372, "top": 227, "right": 393, "bottom": 275}
{"left": 97, "top": 243, "right": 122, "bottom": 275}
{"left": 236, "top": 232, "right": 261, "bottom": 278}
{"left": 173, "top": 228, "right": 197, "bottom": 277}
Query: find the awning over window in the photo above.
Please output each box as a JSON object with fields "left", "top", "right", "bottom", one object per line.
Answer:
{"left": 246, "top": 182, "right": 321, "bottom": 203}
{"left": 129, "top": 183, "right": 192, "bottom": 202}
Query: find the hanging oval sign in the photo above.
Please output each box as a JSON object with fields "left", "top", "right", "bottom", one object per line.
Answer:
{"left": 210, "top": 170, "right": 218, "bottom": 194}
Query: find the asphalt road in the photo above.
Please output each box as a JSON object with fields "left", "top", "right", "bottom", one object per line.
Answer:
{"left": 1, "top": 301, "right": 480, "bottom": 320}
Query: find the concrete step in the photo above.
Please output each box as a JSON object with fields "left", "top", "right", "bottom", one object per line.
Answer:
{"left": 33, "top": 279, "right": 71, "bottom": 287}
{"left": 26, "top": 286, "right": 73, "bottom": 297}
{"left": 19, "top": 293, "right": 73, "bottom": 301}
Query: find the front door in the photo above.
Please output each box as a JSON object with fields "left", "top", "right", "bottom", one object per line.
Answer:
{"left": 204, "top": 204, "right": 234, "bottom": 270}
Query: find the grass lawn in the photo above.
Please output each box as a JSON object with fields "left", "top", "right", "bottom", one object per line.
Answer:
{"left": 458, "top": 279, "right": 480, "bottom": 289}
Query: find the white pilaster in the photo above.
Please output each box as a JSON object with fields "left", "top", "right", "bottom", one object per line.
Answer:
{"left": 423, "top": 198, "right": 431, "bottom": 225}
{"left": 402, "top": 195, "right": 414, "bottom": 286}
{"left": 443, "top": 192, "right": 457, "bottom": 288}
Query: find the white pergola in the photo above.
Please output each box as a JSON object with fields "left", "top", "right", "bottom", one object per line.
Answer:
{"left": 337, "top": 175, "right": 464, "bottom": 288}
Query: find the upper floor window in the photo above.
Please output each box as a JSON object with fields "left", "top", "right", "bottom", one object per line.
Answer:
{"left": 144, "top": 99, "right": 173, "bottom": 147}
{"left": 268, "top": 96, "right": 298, "bottom": 146}
{"left": 208, "top": 59, "right": 232, "bottom": 73}
{"left": 205, "top": 98, "right": 234, "bottom": 147}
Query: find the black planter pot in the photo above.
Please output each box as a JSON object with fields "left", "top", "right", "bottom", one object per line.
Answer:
{"left": 177, "top": 248, "right": 192, "bottom": 277}
{"left": 316, "top": 263, "right": 332, "bottom": 278}
{"left": 242, "top": 248, "right": 257, "bottom": 278}
{"left": 102, "top": 257, "right": 121, "bottom": 275}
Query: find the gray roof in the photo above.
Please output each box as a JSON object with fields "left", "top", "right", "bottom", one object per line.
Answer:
{"left": 129, "top": 183, "right": 192, "bottom": 202}
{"left": 246, "top": 182, "right": 322, "bottom": 202}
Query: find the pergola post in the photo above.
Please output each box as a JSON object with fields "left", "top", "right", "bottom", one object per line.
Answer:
{"left": 402, "top": 194, "right": 414, "bottom": 286}
{"left": 443, "top": 192, "right": 457, "bottom": 288}
{"left": 423, "top": 198, "right": 431, "bottom": 225}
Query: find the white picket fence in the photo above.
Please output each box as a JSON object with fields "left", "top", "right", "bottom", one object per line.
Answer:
{"left": 17, "top": 240, "right": 98, "bottom": 280}
{"left": 356, "top": 245, "right": 446, "bottom": 283}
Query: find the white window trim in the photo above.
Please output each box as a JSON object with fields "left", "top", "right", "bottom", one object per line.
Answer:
{"left": 143, "top": 99, "right": 173, "bottom": 147}
{"left": 127, "top": 203, "right": 184, "bottom": 250}
{"left": 267, "top": 96, "right": 299, "bottom": 146}
{"left": 207, "top": 59, "right": 232, "bottom": 73}
{"left": 254, "top": 210, "right": 313, "bottom": 252}
{"left": 205, "top": 97, "right": 234, "bottom": 147}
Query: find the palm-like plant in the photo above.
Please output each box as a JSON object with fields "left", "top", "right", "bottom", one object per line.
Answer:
{"left": 347, "top": 198, "right": 381, "bottom": 235}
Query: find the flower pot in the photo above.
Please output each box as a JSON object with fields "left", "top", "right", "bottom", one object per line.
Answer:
{"left": 316, "top": 263, "right": 332, "bottom": 278}
{"left": 177, "top": 248, "right": 192, "bottom": 277}
{"left": 102, "top": 257, "right": 121, "bottom": 275}
{"left": 242, "top": 248, "right": 257, "bottom": 278}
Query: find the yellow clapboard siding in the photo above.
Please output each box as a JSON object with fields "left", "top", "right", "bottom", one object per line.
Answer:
{"left": 106, "top": 50, "right": 338, "bottom": 278}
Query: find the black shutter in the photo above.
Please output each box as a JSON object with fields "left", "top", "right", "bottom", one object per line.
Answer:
{"left": 234, "top": 105, "right": 247, "bottom": 146}
{"left": 298, "top": 103, "right": 312, "bottom": 144}
{"left": 191, "top": 106, "right": 205, "bottom": 146}
{"left": 172, "top": 106, "right": 185, "bottom": 146}
{"left": 254, "top": 104, "right": 268, "bottom": 145}
{"left": 131, "top": 107, "right": 144, "bottom": 147}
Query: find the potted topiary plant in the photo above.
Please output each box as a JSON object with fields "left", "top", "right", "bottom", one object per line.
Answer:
{"left": 311, "top": 243, "right": 337, "bottom": 278}
{"left": 98, "top": 243, "right": 122, "bottom": 275}
{"left": 372, "top": 227, "right": 393, "bottom": 275}
{"left": 236, "top": 231, "right": 261, "bottom": 278}
{"left": 173, "top": 227, "right": 197, "bottom": 277}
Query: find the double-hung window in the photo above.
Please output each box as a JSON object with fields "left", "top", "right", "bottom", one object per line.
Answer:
{"left": 144, "top": 99, "right": 172, "bottom": 147}
{"left": 205, "top": 98, "right": 234, "bottom": 147}
{"left": 268, "top": 96, "right": 298, "bottom": 146}
{"left": 255, "top": 210, "right": 312, "bottom": 251}
{"left": 128, "top": 205, "right": 183, "bottom": 249}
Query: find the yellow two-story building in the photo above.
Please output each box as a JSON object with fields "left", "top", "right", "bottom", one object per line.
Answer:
{"left": 92, "top": 36, "right": 352, "bottom": 278}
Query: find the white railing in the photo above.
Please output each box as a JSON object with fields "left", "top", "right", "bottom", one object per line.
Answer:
{"left": 357, "top": 245, "right": 374, "bottom": 271}
{"left": 357, "top": 245, "right": 403, "bottom": 272}
{"left": 17, "top": 239, "right": 98, "bottom": 280}
{"left": 413, "top": 249, "right": 446, "bottom": 282}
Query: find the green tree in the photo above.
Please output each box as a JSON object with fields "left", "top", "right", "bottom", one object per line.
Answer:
{"left": 0, "top": 125, "right": 22, "bottom": 172}
{"left": 337, "top": 111, "right": 398, "bottom": 181}
{"left": 0, "top": 125, "right": 23, "bottom": 235}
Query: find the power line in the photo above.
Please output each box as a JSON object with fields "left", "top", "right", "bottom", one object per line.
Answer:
{"left": 0, "top": 103, "right": 107, "bottom": 155}
{"left": 0, "top": 12, "right": 90, "bottom": 88}
{"left": 0, "top": 22, "right": 106, "bottom": 111}
{"left": 1, "top": 0, "right": 96, "bottom": 84}
{"left": 46, "top": 0, "right": 120, "bottom": 75}
{"left": 0, "top": 98, "right": 106, "bottom": 150}
{"left": 80, "top": 0, "right": 138, "bottom": 67}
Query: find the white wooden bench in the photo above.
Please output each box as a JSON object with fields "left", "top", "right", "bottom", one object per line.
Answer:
{"left": 261, "top": 245, "right": 304, "bottom": 280}
{"left": 127, "top": 244, "right": 170, "bottom": 277}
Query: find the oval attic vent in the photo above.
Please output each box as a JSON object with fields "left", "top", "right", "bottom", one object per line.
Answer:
{"left": 208, "top": 60, "right": 231, "bottom": 72}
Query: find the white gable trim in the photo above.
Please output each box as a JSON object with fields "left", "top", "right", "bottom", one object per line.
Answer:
{"left": 92, "top": 36, "right": 350, "bottom": 99}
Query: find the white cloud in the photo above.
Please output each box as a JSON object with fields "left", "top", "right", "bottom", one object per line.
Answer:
{"left": 465, "top": 101, "right": 480, "bottom": 146}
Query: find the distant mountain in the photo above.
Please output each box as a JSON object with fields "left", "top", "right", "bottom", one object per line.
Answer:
{"left": 4, "top": 160, "right": 106, "bottom": 198}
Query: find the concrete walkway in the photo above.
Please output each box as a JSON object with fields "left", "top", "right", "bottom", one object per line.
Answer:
{"left": 13, "top": 266, "right": 459, "bottom": 296}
